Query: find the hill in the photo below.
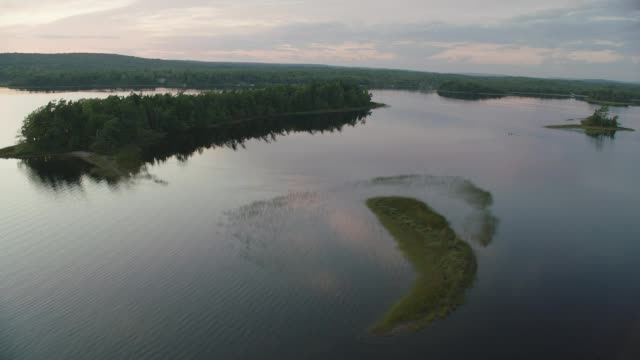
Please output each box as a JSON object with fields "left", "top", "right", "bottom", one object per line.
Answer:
{"left": 1, "top": 53, "right": 639, "bottom": 104}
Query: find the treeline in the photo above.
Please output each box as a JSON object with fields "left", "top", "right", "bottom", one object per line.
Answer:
{"left": 0, "top": 53, "right": 448, "bottom": 90}
{"left": 437, "top": 80, "right": 506, "bottom": 100}
{"left": 2, "top": 53, "right": 639, "bottom": 105}
{"left": 437, "top": 78, "right": 639, "bottom": 104}
{"left": 582, "top": 106, "right": 620, "bottom": 128}
{"left": 19, "top": 110, "right": 370, "bottom": 188}
{"left": 438, "top": 80, "right": 505, "bottom": 95}
{"left": 143, "top": 110, "right": 369, "bottom": 166}
{"left": 18, "top": 81, "right": 373, "bottom": 154}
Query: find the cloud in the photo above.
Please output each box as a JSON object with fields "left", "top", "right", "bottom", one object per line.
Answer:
{"left": 37, "top": 34, "right": 120, "bottom": 40}
{"left": 0, "top": 0, "right": 135, "bottom": 26}
{"left": 203, "top": 42, "right": 394, "bottom": 63}
{"left": 590, "top": 16, "right": 639, "bottom": 22}
{"left": 0, "top": 0, "right": 638, "bottom": 81}
{"left": 593, "top": 40, "right": 625, "bottom": 47}
{"left": 430, "top": 43, "right": 550, "bottom": 65}
{"left": 429, "top": 43, "right": 624, "bottom": 65}
{"left": 563, "top": 49, "right": 623, "bottom": 63}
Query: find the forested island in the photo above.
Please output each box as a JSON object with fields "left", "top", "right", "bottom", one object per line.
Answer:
{"left": 1, "top": 53, "right": 639, "bottom": 105}
{"left": 366, "top": 197, "right": 476, "bottom": 336}
{"left": 0, "top": 81, "right": 378, "bottom": 161}
{"left": 546, "top": 106, "right": 635, "bottom": 134}
{"left": 14, "top": 109, "right": 370, "bottom": 186}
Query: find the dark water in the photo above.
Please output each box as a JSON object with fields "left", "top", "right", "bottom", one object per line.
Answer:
{"left": 1, "top": 89, "right": 640, "bottom": 359}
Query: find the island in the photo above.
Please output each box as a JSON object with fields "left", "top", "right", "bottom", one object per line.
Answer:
{"left": 0, "top": 81, "right": 382, "bottom": 174}
{"left": 366, "top": 197, "right": 476, "bottom": 336}
{"left": 545, "top": 106, "right": 635, "bottom": 134}
{"left": 14, "top": 110, "right": 371, "bottom": 187}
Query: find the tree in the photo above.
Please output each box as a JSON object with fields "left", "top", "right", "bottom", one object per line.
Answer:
{"left": 582, "top": 106, "right": 620, "bottom": 128}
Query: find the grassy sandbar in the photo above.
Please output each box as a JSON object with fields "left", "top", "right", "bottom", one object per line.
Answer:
{"left": 366, "top": 196, "right": 476, "bottom": 336}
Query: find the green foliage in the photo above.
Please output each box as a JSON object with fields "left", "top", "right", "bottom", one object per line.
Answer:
{"left": 545, "top": 107, "right": 633, "bottom": 134}
{"left": 0, "top": 53, "right": 446, "bottom": 90}
{"left": 11, "top": 110, "right": 370, "bottom": 187}
{"left": 17, "top": 81, "right": 373, "bottom": 154}
{"left": 2, "top": 53, "right": 639, "bottom": 105}
{"left": 436, "top": 78, "right": 640, "bottom": 104}
{"left": 582, "top": 106, "right": 620, "bottom": 127}
{"left": 366, "top": 197, "right": 476, "bottom": 336}
{"left": 437, "top": 80, "right": 505, "bottom": 96}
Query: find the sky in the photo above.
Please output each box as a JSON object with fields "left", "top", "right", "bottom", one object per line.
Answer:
{"left": 1, "top": 0, "right": 639, "bottom": 81}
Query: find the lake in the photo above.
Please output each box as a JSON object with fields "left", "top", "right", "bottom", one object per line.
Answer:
{"left": 1, "top": 89, "right": 639, "bottom": 359}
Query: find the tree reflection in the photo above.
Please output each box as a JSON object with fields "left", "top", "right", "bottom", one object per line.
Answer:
{"left": 585, "top": 129, "right": 616, "bottom": 151}
{"left": 17, "top": 110, "right": 370, "bottom": 192}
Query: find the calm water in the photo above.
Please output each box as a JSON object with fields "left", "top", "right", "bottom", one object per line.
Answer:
{"left": 1, "top": 89, "right": 639, "bottom": 359}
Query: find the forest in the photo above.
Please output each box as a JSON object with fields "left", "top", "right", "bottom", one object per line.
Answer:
{"left": 16, "top": 109, "right": 371, "bottom": 186}
{"left": 1, "top": 53, "right": 639, "bottom": 105}
{"left": 437, "top": 79, "right": 639, "bottom": 104}
{"left": 11, "top": 81, "right": 374, "bottom": 156}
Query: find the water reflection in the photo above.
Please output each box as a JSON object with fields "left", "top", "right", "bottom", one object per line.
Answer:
{"left": 462, "top": 211, "right": 499, "bottom": 247}
{"left": 223, "top": 174, "right": 499, "bottom": 334}
{"left": 437, "top": 91, "right": 572, "bottom": 102}
{"left": 585, "top": 130, "right": 616, "bottom": 151}
{"left": 15, "top": 110, "right": 370, "bottom": 191}
{"left": 365, "top": 174, "right": 499, "bottom": 247}
{"left": 19, "top": 156, "right": 97, "bottom": 192}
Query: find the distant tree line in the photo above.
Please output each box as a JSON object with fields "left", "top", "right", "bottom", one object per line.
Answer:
{"left": 18, "top": 81, "right": 373, "bottom": 154}
{"left": 437, "top": 80, "right": 506, "bottom": 95}
{"left": 1, "top": 53, "right": 639, "bottom": 104}
{"left": 437, "top": 78, "right": 639, "bottom": 104}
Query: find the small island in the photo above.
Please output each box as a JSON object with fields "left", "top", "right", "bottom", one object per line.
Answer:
{"left": 366, "top": 197, "right": 476, "bottom": 336}
{"left": 0, "top": 81, "right": 382, "bottom": 175}
{"left": 546, "top": 106, "right": 635, "bottom": 134}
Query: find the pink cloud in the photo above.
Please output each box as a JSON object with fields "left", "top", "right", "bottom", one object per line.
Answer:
{"left": 205, "top": 42, "right": 394, "bottom": 63}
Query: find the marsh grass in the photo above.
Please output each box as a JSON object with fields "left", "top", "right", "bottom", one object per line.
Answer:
{"left": 366, "top": 197, "right": 476, "bottom": 336}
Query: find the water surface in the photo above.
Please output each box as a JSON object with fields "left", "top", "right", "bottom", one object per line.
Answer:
{"left": 1, "top": 89, "right": 639, "bottom": 359}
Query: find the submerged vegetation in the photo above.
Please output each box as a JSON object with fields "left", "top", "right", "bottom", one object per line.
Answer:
{"left": 546, "top": 106, "right": 635, "bottom": 134}
{"left": 0, "top": 81, "right": 376, "bottom": 159}
{"left": 368, "top": 174, "right": 499, "bottom": 248}
{"left": 366, "top": 197, "right": 476, "bottom": 336}
{"left": 1, "top": 53, "right": 639, "bottom": 105}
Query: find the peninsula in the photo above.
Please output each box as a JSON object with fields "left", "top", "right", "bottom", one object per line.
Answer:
{"left": 0, "top": 81, "right": 381, "bottom": 161}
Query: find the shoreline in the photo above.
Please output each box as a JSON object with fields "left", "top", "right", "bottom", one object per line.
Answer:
{"left": 545, "top": 124, "right": 635, "bottom": 132}
{"left": 0, "top": 103, "right": 385, "bottom": 160}
{"left": 438, "top": 90, "right": 639, "bottom": 107}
